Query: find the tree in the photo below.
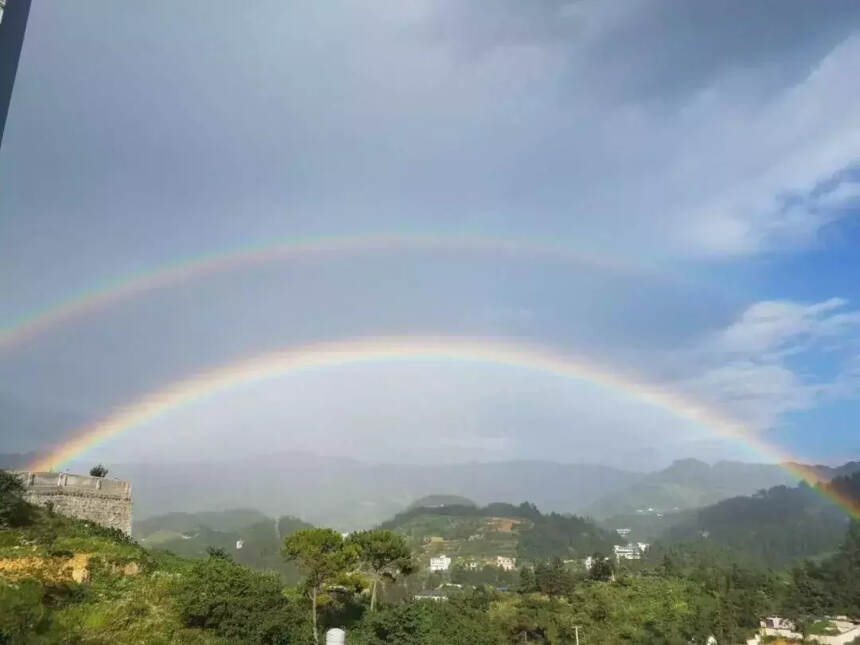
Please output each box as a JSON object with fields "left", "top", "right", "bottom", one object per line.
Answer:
{"left": 176, "top": 552, "right": 307, "bottom": 643}
{"left": 352, "top": 598, "right": 504, "bottom": 645}
{"left": 588, "top": 553, "right": 614, "bottom": 582}
{"left": 534, "top": 557, "right": 572, "bottom": 599}
{"left": 89, "top": 464, "right": 108, "bottom": 478}
{"left": 282, "top": 528, "right": 356, "bottom": 644}
{"left": 206, "top": 546, "right": 232, "bottom": 560}
{"left": 346, "top": 529, "right": 415, "bottom": 611}
{"left": 0, "top": 469, "right": 32, "bottom": 527}
{"left": 518, "top": 566, "right": 537, "bottom": 593}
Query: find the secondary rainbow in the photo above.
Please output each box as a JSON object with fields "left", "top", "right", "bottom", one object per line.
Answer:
{"left": 0, "top": 232, "right": 653, "bottom": 350}
{"left": 27, "top": 336, "right": 855, "bottom": 515}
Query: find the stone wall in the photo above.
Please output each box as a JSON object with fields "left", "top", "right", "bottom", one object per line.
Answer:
{"left": 16, "top": 472, "right": 133, "bottom": 535}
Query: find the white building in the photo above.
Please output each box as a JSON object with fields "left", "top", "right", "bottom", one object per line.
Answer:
{"left": 235, "top": 539, "right": 244, "bottom": 550}
{"left": 496, "top": 556, "right": 516, "bottom": 571}
{"left": 614, "top": 542, "right": 648, "bottom": 561}
{"left": 616, "top": 528, "right": 631, "bottom": 537}
{"left": 429, "top": 555, "right": 451, "bottom": 572}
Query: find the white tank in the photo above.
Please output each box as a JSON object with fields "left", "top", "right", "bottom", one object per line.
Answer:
{"left": 326, "top": 628, "right": 346, "bottom": 645}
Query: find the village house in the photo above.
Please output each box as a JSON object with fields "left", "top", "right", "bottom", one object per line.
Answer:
{"left": 495, "top": 556, "right": 516, "bottom": 571}
{"left": 429, "top": 555, "right": 451, "bottom": 572}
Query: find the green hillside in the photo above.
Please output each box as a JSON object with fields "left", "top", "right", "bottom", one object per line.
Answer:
{"left": 587, "top": 458, "right": 799, "bottom": 518}
{"left": 380, "top": 502, "right": 621, "bottom": 568}
{"left": 135, "top": 510, "right": 313, "bottom": 583}
{"left": 652, "top": 472, "right": 860, "bottom": 567}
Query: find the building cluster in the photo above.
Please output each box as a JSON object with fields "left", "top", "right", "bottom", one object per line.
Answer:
{"left": 429, "top": 554, "right": 517, "bottom": 572}
{"left": 613, "top": 542, "right": 649, "bottom": 561}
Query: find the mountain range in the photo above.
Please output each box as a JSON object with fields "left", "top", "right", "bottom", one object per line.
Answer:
{"left": 68, "top": 453, "right": 860, "bottom": 530}
{"left": 5, "top": 449, "right": 855, "bottom": 530}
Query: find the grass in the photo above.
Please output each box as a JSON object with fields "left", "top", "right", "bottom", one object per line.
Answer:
{"left": 809, "top": 619, "right": 840, "bottom": 636}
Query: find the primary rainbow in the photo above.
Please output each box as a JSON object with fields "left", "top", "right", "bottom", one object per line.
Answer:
{"left": 0, "top": 232, "right": 651, "bottom": 350}
{"left": 26, "top": 336, "right": 856, "bottom": 515}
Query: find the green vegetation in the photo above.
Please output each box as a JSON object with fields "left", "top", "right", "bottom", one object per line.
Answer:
{"left": 1, "top": 469, "right": 859, "bottom": 644}
{"left": 346, "top": 530, "right": 415, "bottom": 611}
{"left": 0, "top": 469, "right": 33, "bottom": 528}
{"left": 175, "top": 552, "right": 308, "bottom": 643}
{"left": 665, "top": 482, "right": 849, "bottom": 566}
{"left": 661, "top": 472, "right": 860, "bottom": 567}
{"left": 135, "top": 509, "right": 313, "bottom": 583}
{"left": 88, "top": 465, "right": 108, "bottom": 478}
{"left": 588, "top": 458, "right": 797, "bottom": 518}
{"left": 380, "top": 501, "right": 620, "bottom": 566}
{"left": 282, "top": 528, "right": 357, "bottom": 644}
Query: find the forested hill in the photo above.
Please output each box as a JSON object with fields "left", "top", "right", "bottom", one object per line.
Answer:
{"left": 134, "top": 508, "right": 313, "bottom": 582}
{"left": 380, "top": 501, "right": 622, "bottom": 563}
{"left": 661, "top": 472, "right": 860, "bottom": 566}
{"left": 586, "top": 458, "right": 798, "bottom": 519}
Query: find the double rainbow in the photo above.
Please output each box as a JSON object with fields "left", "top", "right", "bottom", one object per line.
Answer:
{"left": 27, "top": 335, "right": 858, "bottom": 516}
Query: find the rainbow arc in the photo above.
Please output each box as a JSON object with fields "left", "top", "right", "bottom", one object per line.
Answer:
{"left": 27, "top": 336, "right": 857, "bottom": 516}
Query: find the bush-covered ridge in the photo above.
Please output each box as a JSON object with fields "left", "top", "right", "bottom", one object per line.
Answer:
{"left": 380, "top": 501, "right": 622, "bottom": 563}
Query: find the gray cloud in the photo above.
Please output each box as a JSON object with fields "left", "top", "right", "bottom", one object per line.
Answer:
{"left": 1, "top": 1, "right": 859, "bottom": 466}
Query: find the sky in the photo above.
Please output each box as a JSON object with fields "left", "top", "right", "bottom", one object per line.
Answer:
{"left": 1, "top": 0, "right": 859, "bottom": 470}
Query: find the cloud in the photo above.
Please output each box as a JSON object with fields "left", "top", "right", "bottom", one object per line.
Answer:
{"left": 669, "top": 297, "right": 860, "bottom": 429}
{"left": 2, "top": 2, "right": 860, "bottom": 468}
{"left": 3, "top": 0, "right": 860, "bottom": 294}
{"left": 715, "top": 298, "right": 853, "bottom": 357}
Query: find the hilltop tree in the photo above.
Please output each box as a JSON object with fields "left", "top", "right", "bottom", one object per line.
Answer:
{"left": 346, "top": 529, "right": 415, "bottom": 611}
{"left": 282, "top": 528, "right": 355, "bottom": 644}
{"left": 89, "top": 464, "right": 108, "bottom": 478}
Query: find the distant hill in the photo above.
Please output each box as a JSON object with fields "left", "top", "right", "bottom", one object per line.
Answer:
{"left": 380, "top": 501, "right": 621, "bottom": 565}
{"left": 657, "top": 472, "right": 860, "bottom": 566}
{"left": 586, "top": 458, "right": 799, "bottom": 519}
{"left": 134, "top": 508, "right": 270, "bottom": 537}
{"left": 80, "top": 452, "right": 643, "bottom": 529}
{"left": 408, "top": 495, "right": 477, "bottom": 509}
{"left": 135, "top": 508, "right": 313, "bottom": 581}
{"left": 783, "top": 461, "right": 860, "bottom": 483}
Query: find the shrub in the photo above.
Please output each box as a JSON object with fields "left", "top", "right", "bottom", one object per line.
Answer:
{"left": 0, "top": 579, "right": 53, "bottom": 641}
{"left": 175, "top": 554, "right": 310, "bottom": 643}
{"left": 0, "top": 469, "right": 34, "bottom": 528}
